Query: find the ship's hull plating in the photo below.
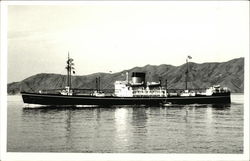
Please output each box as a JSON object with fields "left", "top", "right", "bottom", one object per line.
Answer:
{"left": 21, "top": 92, "right": 231, "bottom": 106}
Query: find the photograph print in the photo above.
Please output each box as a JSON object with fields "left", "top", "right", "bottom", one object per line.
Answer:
{"left": 3, "top": 1, "right": 249, "bottom": 161}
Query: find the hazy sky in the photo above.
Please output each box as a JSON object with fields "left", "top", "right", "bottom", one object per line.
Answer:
{"left": 7, "top": 1, "right": 249, "bottom": 83}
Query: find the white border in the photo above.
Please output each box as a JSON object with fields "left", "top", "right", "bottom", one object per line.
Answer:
{"left": 1, "top": 1, "right": 249, "bottom": 161}
{"left": 0, "top": 1, "right": 8, "bottom": 161}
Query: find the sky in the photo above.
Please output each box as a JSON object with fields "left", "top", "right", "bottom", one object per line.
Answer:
{"left": 7, "top": 1, "right": 249, "bottom": 83}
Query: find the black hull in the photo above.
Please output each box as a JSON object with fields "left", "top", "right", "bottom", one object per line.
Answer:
{"left": 21, "top": 92, "right": 231, "bottom": 106}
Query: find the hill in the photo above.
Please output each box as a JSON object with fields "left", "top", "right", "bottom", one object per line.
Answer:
{"left": 7, "top": 57, "right": 244, "bottom": 94}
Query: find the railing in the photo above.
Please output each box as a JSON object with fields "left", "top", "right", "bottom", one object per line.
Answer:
{"left": 38, "top": 88, "right": 115, "bottom": 95}
{"left": 35, "top": 87, "right": 229, "bottom": 96}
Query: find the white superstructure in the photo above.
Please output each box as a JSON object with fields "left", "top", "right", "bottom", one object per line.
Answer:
{"left": 114, "top": 72, "right": 167, "bottom": 97}
{"left": 114, "top": 81, "right": 133, "bottom": 97}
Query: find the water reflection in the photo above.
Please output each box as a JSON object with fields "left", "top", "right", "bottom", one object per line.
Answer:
{"left": 115, "top": 108, "right": 128, "bottom": 135}
{"left": 210, "top": 104, "right": 231, "bottom": 110}
{"left": 131, "top": 107, "right": 149, "bottom": 152}
{"left": 17, "top": 102, "right": 240, "bottom": 153}
{"left": 113, "top": 108, "right": 129, "bottom": 151}
{"left": 94, "top": 108, "right": 101, "bottom": 124}
{"left": 206, "top": 107, "right": 213, "bottom": 124}
{"left": 65, "top": 110, "right": 72, "bottom": 150}
{"left": 131, "top": 107, "right": 148, "bottom": 129}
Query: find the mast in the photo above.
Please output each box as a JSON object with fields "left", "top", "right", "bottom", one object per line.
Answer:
{"left": 185, "top": 55, "right": 192, "bottom": 90}
{"left": 165, "top": 79, "right": 168, "bottom": 91}
{"left": 66, "top": 52, "right": 75, "bottom": 89}
{"left": 96, "top": 77, "right": 98, "bottom": 91}
{"left": 98, "top": 76, "right": 101, "bottom": 92}
{"left": 67, "top": 53, "right": 70, "bottom": 88}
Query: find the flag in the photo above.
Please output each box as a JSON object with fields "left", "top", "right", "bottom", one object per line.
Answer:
{"left": 188, "top": 55, "right": 192, "bottom": 59}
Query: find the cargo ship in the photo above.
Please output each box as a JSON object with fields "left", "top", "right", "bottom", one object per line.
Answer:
{"left": 21, "top": 55, "right": 231, "bottom": 106}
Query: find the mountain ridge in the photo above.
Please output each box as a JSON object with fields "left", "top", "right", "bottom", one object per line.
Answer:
{"left": 8, "top": 57, "right": 244, "bottom": 94}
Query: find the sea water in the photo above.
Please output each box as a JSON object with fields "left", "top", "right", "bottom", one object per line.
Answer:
{"left": 7, "top": 94, "right": 243, "bottom": 153}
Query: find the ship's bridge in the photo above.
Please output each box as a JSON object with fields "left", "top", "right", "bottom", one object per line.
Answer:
{"left": 114, "top": 81, "right": 133, "bottom": 97}
{"left": 114, "top": 72, "right": 167, "bottom": 97}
